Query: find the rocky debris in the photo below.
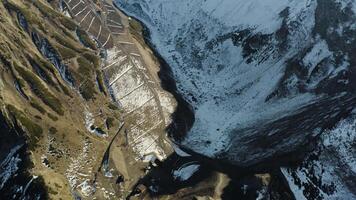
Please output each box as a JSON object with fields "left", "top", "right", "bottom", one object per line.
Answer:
{"left": 41, "top": 154, "right": 50, "bottom": 168}
{"left": 78, "top": 179, "right": 95, "bottom": 197}
{"left": 84, "top": 110, "right": 108, "bottom": 137}
{"left": 46, "top": 134, "right": 67, "bottom": 159}
{"left": 282, "top": 112, "right": 356, "bottom": 200}
{"left": 66, "top": 139, "right": 94, "bottom": 195}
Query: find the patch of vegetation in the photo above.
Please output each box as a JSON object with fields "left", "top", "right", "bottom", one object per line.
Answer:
{"left": 33, "top": 0, "right": 77, "bottom": 31}
{"left": 14, "top": 62, "right": 64, "bottom": 115}
{"left": 47, "top": 113, "right": 58, "bottom": 121}
{"left": 83, "top": 52, "right": 100, "bottom": 67}
{"left": 28, "top": 56, "right": 58, "bottom": 88}
{"left": 32, "top": 0, "right": 57, "bottom": 18}
{"left": 5, "top": 1, "right": 47, "bottom": 32}
{"left": 32, "top": 56, "right": 72, "bottom": 96}
{"left": 34, "top": 55, "right": 57, "bottom": 74}
{"left": 77, "top": 56, "right": 93, "bottom": 74}
{"left": 6, "top": 104, "right": 43, "bottom": 150}
{"left": 58, "top": 81, "right": 72, "bottom": 97}
{"left": 75, "top": 56, "right": 97, "bottom": 100}
{"left": 30, "top": 99, "right": 46, "bottom": 114}
{"left": 129, "top": 18, "right": 145, "bottom": 45}
{"left": 52, "top": 33, "right": 84, "bottom": 53}
{"left": 129, "top": 19, "right": 143, "bottom": 34}
{"left": 58, "top": 16, "right": 77, "bottom": 31}
{"left": 49, "top": 127, "right": 57, "bottom": 134}
{"left": 108, "top": 103, "right": 119, "bottom": 110}
{"left": 106, "top": 117, "right": 115, "bottom": 129}
{"left": 54, "top": 44, "right": 77, "bottom": 60}
{"left": 96, "top": 70, "right": 106, "bottom": 94}
{"left": 79, "top": 79, "right": 96, "bottom": 100}
{"left": 76, "top": 29, "right": 97, "bottom": 50}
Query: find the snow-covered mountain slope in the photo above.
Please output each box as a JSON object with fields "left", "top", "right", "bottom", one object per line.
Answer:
{"left": 115, "top": 0, "right": 356, "bottom": 167}
{"left": 282, "top": 111, "right": 356, "bottom": 200}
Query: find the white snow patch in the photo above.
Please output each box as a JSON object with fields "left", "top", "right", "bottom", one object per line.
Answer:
{"left": 78, "top": 179, "right": 95, "bottom": 197}
{"left": 302, "top": 40, "right": 333, "bottom": 76}
{"left": 172, "top": 144, "right": 191, "bottom": 157}
{"left": 173, "top": 163, "right": 200, "bottom": 181}
{"left": 0, "top": 144, "right": 23, "bottom": 189}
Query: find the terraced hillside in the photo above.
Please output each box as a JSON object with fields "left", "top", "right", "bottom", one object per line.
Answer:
{"left": 62, "top": 0, "right": 176, "bottom": 162}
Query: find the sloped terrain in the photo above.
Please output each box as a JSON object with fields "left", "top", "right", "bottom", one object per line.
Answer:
{"left": 1, "top": 0, "right": 355, "bottom": 199}
{"left": 115, "top": 0, "right": 356, "bottom": 199}
{"left": 0, "top": 0, "right": 123, "bottom": 198}
{"left": 0, "top": 0, "right": 184, "bottom": 199}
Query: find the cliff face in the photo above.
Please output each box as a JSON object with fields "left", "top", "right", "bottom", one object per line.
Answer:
{"left": 115, "top": 0, "right": 356, "bottom": 199}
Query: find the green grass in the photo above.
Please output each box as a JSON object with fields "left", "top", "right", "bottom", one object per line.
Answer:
{"left": 34, "top": 55, "right": 70, "bottom": 96}
{"left": 128, "top": 18, "right": 145, "bottom": 45}
{"left": 6, "top": 104, "right": 43, "bottom": 150}
{"left": 75, "top": 57, "right": 97, "bottom": 100}
{"left": 129, "top": 19, "right": 143, "bottom": 34}
{"left": 14, "top": 62, "right": 64, "bottom": 115}
{"left": 79, "top": 78, "right": 97, "bottom": 100}
{"left": 58, "top": 82, "right": 72, "bottom": 97}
